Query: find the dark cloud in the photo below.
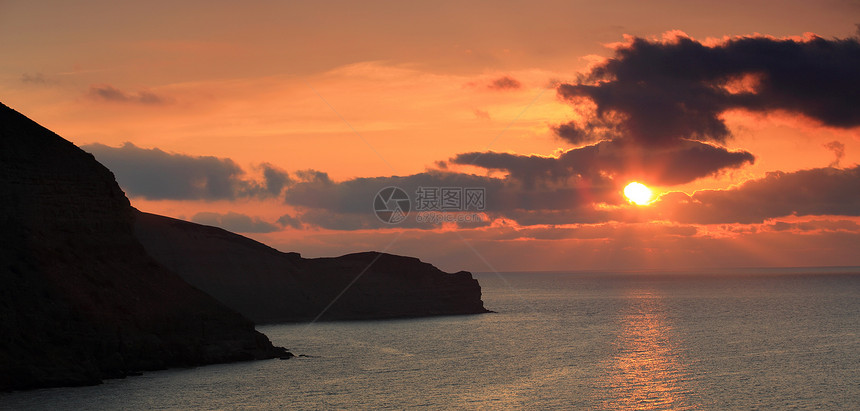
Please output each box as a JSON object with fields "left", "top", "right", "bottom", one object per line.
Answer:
{"left": 84, "top": 142, "right": 292, "bottom": 200}
{"left": 282, "top": 170, "right": 619, "bottom": 229}
{"left": 259, "top": 163, "right": 292, "bottom": 195}
{"left": 488, "top": 75, "right": 522, "bottom": 90}
{"left": 191, "top": 211, "right": 280, "bottom": 233}
{"left": 766, "top": 219, "right": 860, "bottom": 233}
{"left": 287, "top": 172, "right": 495, "bottom": 213}
{"left": 552, "top": 122, "right": 599, "bottom": 145}
{"left": 451, "top": 139, "right": 754, "bottom": 187}
{"left": 556, "top": 32, "right": 860, "bottom": 146}
{"left": 276, "top": 213, "right": 303, "bottom": 229}
{"left": 293, "top": 169, "right": 332, "bottom": 185}
{"left": 88, "top": 84, "right": 170, "bottom": 105}
{"left": 655, "top": 165, "right": 860, "bottom": 224}
{"left": 823, "top": 140, "right": 846, "bottom": 167}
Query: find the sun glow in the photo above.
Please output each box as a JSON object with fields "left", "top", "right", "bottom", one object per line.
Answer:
{"left": 624, "top": 182, "right": 653, "bottom": 205}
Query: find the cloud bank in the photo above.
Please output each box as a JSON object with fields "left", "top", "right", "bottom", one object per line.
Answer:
{"left": 84, "top": 142, "right": 291, "bottom": 200}
{"left": 277, "top": 165, "right": 860, "bottom": 228}
{"left": 655, "top": 165, "right": 860, "bottom": 224}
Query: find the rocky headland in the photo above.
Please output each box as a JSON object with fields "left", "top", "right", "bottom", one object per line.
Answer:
{"left": 135, "top": 212, "right": 490, "bottom": 323}
{"left": 0, "top": 103, "right": 287, "bottom": 391}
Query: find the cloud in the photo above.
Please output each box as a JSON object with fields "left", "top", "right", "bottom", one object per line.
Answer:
{"left": 766, "top": 219, "right": 860, "bottom": 233}
{"left": 283, "top": 170, "right": 616, "bottom": 215}
{"left": 21, "top": 72, "right": 51, "bottom": 85}
{"left": 282, "top": 170, "right": 620, "bottom": 229}
{"left": 285, "top": 171, "right": 500, "bottom": 214}
{"left": 259, "top": 163, "right": 292, "bottom": 196}
{"left": 552, "top": 121, "right": 615, "bottom": 145}
{"left": 84, "top": 142, "right": 292, "bottom": 200}
{"left": 290, "top": 209, "right": 386, "bottom": 231}
{"left": 293, "top": 169, "right": 332, "bottom": 185}
{"left": 450, "top": 138, "right": 754, "bottom": 187}
{"left": 654, "top": 165, "right": 860, "bottom": 224}
{"left": 823, "top": 140, "right": 846, "bottom": 167}
{"left": 282, "top": 164, "right": 860, "bottom": 229}
{"left": 88, "top": 84, "right": 170, "bottom": 105}
{"left": 191, "top": 211, "right": 280, "bottom": 233}
{"left": 276, "top": 213, "right": 303, "bottom": 229}
{"left": 487, "top": 75, "right": 522, "bottom": 90}
{"left": 473, "top": 109, "right": 491, "bottom": 120}
{"left": 556, "top": 32, "right": 860, "bottom": 146}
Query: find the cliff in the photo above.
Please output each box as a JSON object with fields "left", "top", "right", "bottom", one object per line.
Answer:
{"left": 134, "top": 212, "right": 490, "bottom": 323}
{"left": 0, "top": 103, "right": 287, "bottom": 391}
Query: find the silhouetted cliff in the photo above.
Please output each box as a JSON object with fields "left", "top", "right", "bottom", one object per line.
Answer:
{"left": 134, "top": 212, "right": 490, "bottom": 323}
{"left": 0, "top": 103, "right": 286, "bottom": 391}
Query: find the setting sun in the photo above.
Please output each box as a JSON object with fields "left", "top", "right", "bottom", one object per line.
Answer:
{"left": 624, "top": 182, "right": 653, "bottom": 205}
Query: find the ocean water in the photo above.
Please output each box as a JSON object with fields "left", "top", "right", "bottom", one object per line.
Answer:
{"left": 3, "top": 269, "right": 859, "bottom": 409}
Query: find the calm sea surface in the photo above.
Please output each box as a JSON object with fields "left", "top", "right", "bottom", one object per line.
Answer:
{"left": 3, "top": 268, "right": 859, "bottom": 409}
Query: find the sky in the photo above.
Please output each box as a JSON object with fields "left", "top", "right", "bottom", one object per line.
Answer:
{"left": 2, "top": 0, "right": 859, "bottom": 272}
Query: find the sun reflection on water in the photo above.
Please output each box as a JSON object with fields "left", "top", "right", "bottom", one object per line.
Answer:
{"left": 599, "top": 288, "right": 695, "bottom": 410}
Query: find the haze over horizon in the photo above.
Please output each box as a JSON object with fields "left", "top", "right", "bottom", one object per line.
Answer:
{"left": 2, "top": 0, "right": 859, "bottom": 272}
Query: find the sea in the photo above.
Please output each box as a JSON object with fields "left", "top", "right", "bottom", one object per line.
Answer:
{"left": 2, "top": 268, "right": 859, "bottom": 409}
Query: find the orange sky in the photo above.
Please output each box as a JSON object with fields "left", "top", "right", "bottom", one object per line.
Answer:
{"left": 2, "top": 1, "right": 859, "bottom": 271}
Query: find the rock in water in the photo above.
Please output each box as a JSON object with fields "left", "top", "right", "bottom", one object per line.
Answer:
{"left": 0, "top": 102, "right": 286, "bottom": 391}
{"left": 134, "top": 212, "right": 491, "bottom": 323}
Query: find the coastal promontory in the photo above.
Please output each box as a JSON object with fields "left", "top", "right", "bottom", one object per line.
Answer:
{"left": 0, "top": 103, "right": 286, "bottom": 391}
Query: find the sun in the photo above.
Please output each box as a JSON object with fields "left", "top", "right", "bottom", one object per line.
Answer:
{"left": 624, "top": 182, "right": 653, "bottom": 206}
